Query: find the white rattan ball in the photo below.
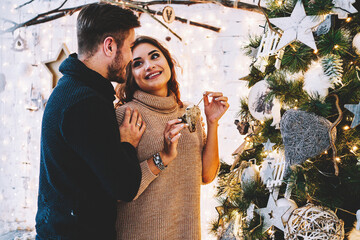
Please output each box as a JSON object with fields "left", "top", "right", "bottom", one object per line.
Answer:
{"left": 284, "top": 204, "right": 344, "bottom": 240}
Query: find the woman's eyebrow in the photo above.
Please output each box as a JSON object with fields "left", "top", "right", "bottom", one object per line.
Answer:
{"left": 133, "top": 50, "right": 160, "bottom": 62}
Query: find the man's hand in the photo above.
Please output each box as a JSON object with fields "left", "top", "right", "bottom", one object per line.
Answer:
{"left": 119, "top": 107, "right": 146, "bottom": 148}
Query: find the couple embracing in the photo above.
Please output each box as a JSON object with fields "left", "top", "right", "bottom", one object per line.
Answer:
{"left": 36, "top": 3, "right": 229, "bottom": 240}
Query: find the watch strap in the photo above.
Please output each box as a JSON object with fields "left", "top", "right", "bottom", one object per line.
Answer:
{"left": 153, "top": 152, "right": 166, "bottom": 171}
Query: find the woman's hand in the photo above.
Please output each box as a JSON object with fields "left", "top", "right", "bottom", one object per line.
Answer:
{"left": 203, "top": 91, "right": 229, "bottom": 125}
{"left": 161, "top": 119, "right": 187, "bottom": 166}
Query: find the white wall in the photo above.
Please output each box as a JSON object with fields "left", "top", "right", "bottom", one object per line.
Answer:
{"left": 0, "top": 0, "right": 264, "bottom": 239}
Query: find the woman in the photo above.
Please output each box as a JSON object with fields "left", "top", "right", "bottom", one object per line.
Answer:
{"left": 115, "top": 36, "right": 229, "bottom": 239}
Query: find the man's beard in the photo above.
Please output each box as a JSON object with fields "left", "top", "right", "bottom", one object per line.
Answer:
{"left": 107, "top": 50, "right": 127, "bottom": 83}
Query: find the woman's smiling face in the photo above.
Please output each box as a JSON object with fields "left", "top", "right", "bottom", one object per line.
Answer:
{"left": 131, "top": 42, "right": 171, "bottom": 97}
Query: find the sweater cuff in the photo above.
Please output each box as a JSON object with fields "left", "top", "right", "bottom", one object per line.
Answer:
{"left": 121, "top": 142, "right": 137, "bottom": 156}
{"left": 133, "top": 160, "right": 158, "bottom": 200}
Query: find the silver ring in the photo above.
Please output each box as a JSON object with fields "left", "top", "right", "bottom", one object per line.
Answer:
{"left": 168, "top": 136, "right": 172, "bottom": 141}
{"left": 136, "top": 123, "right": 141, "bottom": 127}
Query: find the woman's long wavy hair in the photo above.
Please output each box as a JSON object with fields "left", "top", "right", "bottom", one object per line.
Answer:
{"left": 115, "top": 36, "right": 183, "bottom": 107}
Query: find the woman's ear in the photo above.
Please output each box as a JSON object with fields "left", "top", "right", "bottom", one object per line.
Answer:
{"left": 103, "top": 36, "right": 116, "bottom": 57}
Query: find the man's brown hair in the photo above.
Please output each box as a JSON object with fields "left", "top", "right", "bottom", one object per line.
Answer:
{"left": 77, "top": 3, "right": 140, "bottom": 57}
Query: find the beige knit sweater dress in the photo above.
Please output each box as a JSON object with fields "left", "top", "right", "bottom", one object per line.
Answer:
{"left": 115, "top": 90, "right": 206, "bottom": 240}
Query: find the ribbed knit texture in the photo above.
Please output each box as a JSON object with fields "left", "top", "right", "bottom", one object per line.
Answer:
{"left": 115, "top": 90, "right": 205, "bottom": 240}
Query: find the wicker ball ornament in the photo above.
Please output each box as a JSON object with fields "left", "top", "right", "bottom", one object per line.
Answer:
{"left": 284, "top": 204, "right": 344, "bottom": 240}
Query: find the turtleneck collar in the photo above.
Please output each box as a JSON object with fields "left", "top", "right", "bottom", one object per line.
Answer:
{"left": 132, "top": 90, "right": 178, "bottom": 113}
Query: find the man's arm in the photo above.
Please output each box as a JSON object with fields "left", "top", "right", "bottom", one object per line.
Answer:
{"left": 60, "top": 96, "right": 142, "bottom": 202}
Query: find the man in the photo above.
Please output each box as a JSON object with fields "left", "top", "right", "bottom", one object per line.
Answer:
{"left": 35, "top": 3, "right": 145, "bottom": 239}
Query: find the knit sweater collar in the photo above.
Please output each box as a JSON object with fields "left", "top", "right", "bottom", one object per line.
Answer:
{"left": 59, "top": 53, "right": 115, "bottom": 102}
{"left": 132, "top": 90, "right": 178, "bottom": 113}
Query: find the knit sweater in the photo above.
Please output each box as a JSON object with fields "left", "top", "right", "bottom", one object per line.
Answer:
{"left": 115, "top": 90, "right": 206, "bottom": 240}
{"left": 35, "top": 53, "right": 141, "bottom": 240}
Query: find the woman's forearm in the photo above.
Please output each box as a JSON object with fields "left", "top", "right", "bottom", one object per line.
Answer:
{"left": 201, "top": 122, "right": 220, "bottom": 184}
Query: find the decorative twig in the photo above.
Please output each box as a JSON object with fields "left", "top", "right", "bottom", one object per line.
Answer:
{"left": 1, "top": 0, "right": 267, "bottom": 34}
{"left": 15, "top": 0, "right": 35, "bottom": 10}
{"left": 326, "top": 94, "right": 343, "bottom": 176}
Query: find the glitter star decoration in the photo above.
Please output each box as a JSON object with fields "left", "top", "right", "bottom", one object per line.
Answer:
{"left": 332, "top": 0, "right": 358, "bottom": 19}
{"left": 344, "top": 103, "right": 360, "bottom": 128}
{"left": 269, "top": 1, "right": 323, "bottom": 51}
{"left": 263, "top": 139, "right": 276, "bottom": 152}
{"left": 255, "top": 194, "right": 290, "bottom": 232}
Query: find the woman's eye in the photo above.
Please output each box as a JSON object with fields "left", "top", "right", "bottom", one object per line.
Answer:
{"left": 132, "top": 61, "right": 142, "bottom": 68}
{"left": 151, "top": 53, "right": 160, "bottom": 59}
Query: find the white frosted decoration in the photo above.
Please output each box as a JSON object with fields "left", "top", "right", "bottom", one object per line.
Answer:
{"left": 276, "top": 198, "right": 298, "bottom": 225}
{"left": 357, "top": 209, "right": 360, "bottom": 230}
{"left": 259, "top": 157, "right": 274, "bottom": 184}
{"left": 240, "top": 163, "right": 260, "bottom": 186}
{"left": 266, "top": 150, "right": 286, "bottom": 190}
{"left": 303, "top": 61, "right": 332, "bottom": 99}
{"left": 17, "top": 63, "right": 33, "bottom": 77}
{"left": 246, "top": 203, "right": 255, "bottom": 224}
{"left": 248, "top": 80, "right": 281, "bottom": 127}
{"left": 257, "top": 25, "right": 281, "bottom": 58}
{"left": 332, "top": 0, "right": 358, "bottom": 19}
{"left": 0, "top": 73, "right": 6, "bottom": 93}
{"left": 269, "top": 1, "right": 323, "bottom": 51}
{"left": 353, "top": 33, "right": 360, "bottom": 55}
{"left": 285, "top": 204, "right": 345, "bottom": 240}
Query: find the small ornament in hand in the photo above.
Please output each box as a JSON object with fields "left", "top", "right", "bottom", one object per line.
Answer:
{"left": 180, "top": 104, "right": 201, "bottom": 133}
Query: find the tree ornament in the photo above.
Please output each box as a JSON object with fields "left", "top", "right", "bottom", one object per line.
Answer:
{"left": 357, "top": 209, "right": 360, "bottom": 230}
{"left": 275, "top": 198, "right": 297, "bottom": 225}
{"left": 259, "top": 156, "right": 274, "bottom": 185}
{"left": 219, "top": 214, "right": 242, "bottom": 240}
{"left": 284, "top": 204, "right": 345, "bottom": 240}
{"left": 263, "top": 139, "right": 276, "bottom": 152}
{"left": 162, "top": 6, "right": 175, "bottom": 24}
{"left": 255, "top": 24, "right": 284, "bottom": 71}
{"left": 248, "top": 80, "right": 281, "bottom": 128}
{"left": 265, "top": 150, "right": 286, "bottom": 200}
{"left": 0, "top": 73, "right": 6, "bottom": 93}
{"left": 246, "top": 203, "right": 256, "bottom": 224}
{"left": 42, "top": 43, "right": 70, "bottom": 88}
{"left": 332, "top": 0, "right": 358, "bottom": 19}
{"left": 303, "top": 61, "right": 332, "bottom": 99}
{"left": 269, "top": 1, "right": 323, "bottom": 51}
{"left": 314, "top": 14, "right": 332, "bottom": 36}
{"left": 234, "top": 120, "right": 250, "bottom": 135}
{"left": 11, "top": 34, "right": 28, "bottom": 51}
{"left": 255, "top": 193, "right": 290, "bottom": 232}
{"left": 165, "top": 36, "right": 171, "bottom": 41}
{"left": 280, "top": 109, "right": 337, "bottom": 177}
{"left": 344, "top": 103, "right": 360, "bottom": 128}
{"left": 240, "top": 161, "right": 260, "bottom": 187}
{"left": 353, "top": 32, "right": 360, "bottom": 55}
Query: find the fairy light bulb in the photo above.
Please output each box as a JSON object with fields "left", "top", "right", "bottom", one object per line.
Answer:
{"left": 324, "top": 150, "right": 328, "bottom": 154}
{"left": 335, "top": 157, "right": 341, "bottom": 162}
{"left": 346, "top": 17, "right": 352, "bottom": 22}
{"left": 343, "top": 125, "right": 350, "bottom": 130}
{"left": 352, "top": 146, "right": 358, "bottom": 152}
{"left": 313, "top": 49, "right": 318, "bottom": 54}
{"left": 334, "top": 45, "right": 339, "bottom": 49}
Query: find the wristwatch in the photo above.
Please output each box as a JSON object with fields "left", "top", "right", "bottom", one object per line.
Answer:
{"left": 153, "top": 152, "right": 166, "bottom": 171}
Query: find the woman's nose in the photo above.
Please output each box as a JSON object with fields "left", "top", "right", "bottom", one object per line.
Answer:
{"left": 145, "top": 61, "right": 155, "bottom": 71}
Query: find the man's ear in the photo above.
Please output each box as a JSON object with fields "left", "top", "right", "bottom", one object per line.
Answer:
{"left": 103, "top": 36, "right": 117, "bottom": 57}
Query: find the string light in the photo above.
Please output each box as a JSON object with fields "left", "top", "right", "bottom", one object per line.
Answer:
{"left": 346, "top": 17, "right": 352, "bottom": 22}
{"left": 343, "top": 125, "right": 350, "bottom": 130}
{"left": 335, "top": 157, "right": 341, "bottom": 162}
{"left": 334, "top": 44, "right": 339, "bottom": 49}
{"left": 313, "top": 49, "right": 318, "bottom": 54}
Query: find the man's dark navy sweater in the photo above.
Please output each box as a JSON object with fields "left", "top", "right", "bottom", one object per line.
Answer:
{"left": 35, "top": 53, "right": 141, "bottom": 240}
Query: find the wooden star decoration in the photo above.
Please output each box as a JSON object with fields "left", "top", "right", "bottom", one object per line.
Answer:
{"left": 263, "top": 139, "right": 276, "bottom": 152}
{"left": 332, "top": 0, "right": 357, "bottom": 19}
{"left": 344, "top": 103, "right": 360, "bottom": 128}
{"left": 42, "top": 43, "right": 70, "bottom": 88}
{"left": 269, "top": 1, "right": 323, "bottom": 51}
{"left": 255, "top": 194, "right": 290, "bottom": 232}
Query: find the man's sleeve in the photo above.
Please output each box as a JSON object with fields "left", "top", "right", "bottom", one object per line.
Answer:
{"left": 60, "top": 96, "right": 141, "bottom": 202}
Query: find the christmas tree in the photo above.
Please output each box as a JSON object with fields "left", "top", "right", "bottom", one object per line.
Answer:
{"left": 213, "top": 0, "right": 360, "bottom": 239}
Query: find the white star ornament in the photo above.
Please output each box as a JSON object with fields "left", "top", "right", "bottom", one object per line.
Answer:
{"left": 332, "top": 0, "right": 358, "bottom": 19}
{"left": 269, "top": 1, "right": 323, "bottom": 51}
